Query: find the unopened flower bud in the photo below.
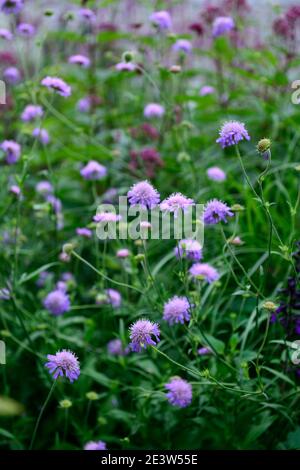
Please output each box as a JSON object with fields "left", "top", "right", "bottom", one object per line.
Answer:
{"left": 169, "top": 65, "right": 181, "bottom": 73}
{"left": 86, "top": 391, "right": 99, "bottom": 401}
{"left": 59, "top": 399, "right": 72, "bottom": 409}
{"left": 122, "top": 51, "right": 135, "bottom": 63}
{"left": 262, "top": 301, "right": 278, "bottom": 312}
{"left": 231, "top": 204, "right": 245, "bottom": 213}
{"left": 62, "top": 243, "right": 74, "bottom": 255}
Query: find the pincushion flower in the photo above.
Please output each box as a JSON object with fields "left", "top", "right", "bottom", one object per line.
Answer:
{"left": 1, "top": 0, "right": 24, "bottom": 14}
{"left": 3, "top": 66, "right": 20, "bottom": 84}
{"left": 200, "top": 85, "right": 215, "bottom": 96}
{"left": 173, "top": 39, "right": 192, "bottom": 53}
{"left": 76, "top": 227, "right": 92, "bottom": 238}
{"left": 189, "top": 263, "right": 220, "bottom": 283}
{"left": 93, "top": 212, "right": 121, "bottom": 223}
{"left": 165, "top": 377, "right": 192, "bottom": 408}
{"left": 80, "top": 160, "right": 107, "bottom": 180}
{"left": 10, "top": 185, "right": 21, "bottom": 197}
{"left": 79, "top": 8, "right": 96, "bottom": 22}
{"left": 160, "top": 193, "right": 194, "bottom": 216}
{"left": 107, "top": 339, "right": 128, "bottom": 356}
{"left": 117, "top": 248, "right": 130, "bottom": 258}
{"left": 0, "top": 28, "right": 13, "bottom": 40}
{"left": 175, "top": 239, "right": 203, "bottom": 261}
{"left": 115, "top": 62, "right": 136, "bottom": 72}
{"left": 129, "top": 319, "right": 160, "bottom": 352}
{"left": 17, "top": 23, "right": 36, "bottom": 37}
{"left": 45, "top": 350, "right": 80, "bottom": 383}
{"left": 41, "top": 76, "right": 71, "bottom": 97}
{"left": 163, "top": 296, "right": 191, "bottom": 325}
{"left": 46, "top": 195, "right": 62, "bottom": 214}
{"left": 43, "top": 289, "right": 70, "bottom": 315}
{"left": 105, "top": 288, "right": 122, "bottom": 308}
{"left": 32, "top": 128, "right": 50, "bottom": 145}
{"left": 84, "top": 441, "right": 106, "bottom": 450}
{"left": 36, "top": 180, "right": 53, "bottom": 195}
{"left": 127, "top": 180, "right": 160, "bottom": 209}
{"left": 150, "top": 10, "right": 172, "bottom": 30}
{"left": 21, "top": 105, "right": 43, "bottom": 122}
{"left": 207, "top": 167, "right": 226, "bottom": 182}
{"left": 77, "top": 97, "right": 91, "bottom": 112}
{"left": 203, "top": 199, "right": 234, "bottom": 225}
{"left": 198, "top": 347, "right": 213, "bottom": 355}
{"left": 0, "top": 140, "right": 21, "bottom": 164}
{"left": 68, "top": 54, "right": 90, "bottom": 68}
{"left": 216, "top": 121, "right": 250, "bottom": 148}
{"left": 144, "top": 103, "right": 165, "bottom": 119}
{"left": 212, "top": 16, "right": 235, "bottom": 37}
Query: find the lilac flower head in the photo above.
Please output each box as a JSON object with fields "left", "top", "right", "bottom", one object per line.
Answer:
{"left": 173, "top": 39, "right": 192, "bottom": 54}
{"left": 175, "top": 239, "right": 203, "bottom": 261}
{"left": 212, "top": 16, "right": 235, "bottom": 37}
{"left": 105, "top": 288, "right": 122, "bottom": 308}
{"left": 17, "top": 23, "right": 36, "bottom": 37}
{"left": 80, "top": 160, "right": 107, "bottom": 180}
{"left": 150, "top": 11, "right": 172, "bottom": 30}
{"left": 77, "top": 97, "right": 91, "bottom": 112}
{"left": 76, "top": 227, "right": 92, "bottom": 238}
{"left": 84, "top": 441, "right": 106, "bottom": 450}
{"left": 160, "top": 193, "right": 194, "bottom": 217}
{"left": 0, "top": 287, "right": 11, "bottom": 300}
{"left": 0, "top": 28, "right": 13, "bottom": 40}
{"left": 93, "top": 212, "right": 121, "bottom": 223}
{"left": 41, "top": 76, "right": 71, "bottom": 97}
{"left": 107, "top": 339, "right": 128, "bottom": 356}
{"left": 189, "top": 263, "right": 220, "bottom": 283}
{"left": 144, "top": 103, "right": 165, "bottom": 119}
{"left": 21, "top": 105, "right": 43, "bottom": 122}
{"left": 36, "top": 270, "right": 52, "bottom": 287}
{"left": 43, "top": 289, "right": 70, "bottom": 315}
{"left": 129, "top": 319, "right": 160, "bottom": 352}
{"left": 32, "top": 128, "right": 50, "bottom": 145}
{"left": 36, "top": 180, "right": 53, "bottom": 195}
{"left": 200, "top": 85, "right": 215, "bottom": 96}
{"left": 79, "top": 8, "right": 96, "bottom": 22}
{"left": 0, "top": 140, "right": 21, "bottom": 164}
{"left": 117, "top": 248, "right": 130, "bottom": 258}
{"left": 165, "top": 377, "right": 192, "bottom": 408}
{"left": 207, "top": 166, "right": 226, "bottom": 182}
{"left": 10, "top": 184, "right": 21, "bottom": 196}
{"left": 68, "top": 54, "right": 90, "bottom": 68}
{"left": 198, "top": 346, "right": 213, "bottom": 356}
{"left": 115, "top": 62, "right": 136, "bottom": 72}
{"left": 45, "top": 349, "right": 80, "bottom": 383}
{"left": 163, "top": 296, "right": 191, "bottom": 325}
{"left": 1, "top": 0, "right": 24, "bottom": 14}
{"left": 4, "top": 67, "right": 21, "bottom": 84}
{"left": 203, "top": 199, "right": 234, "bottom": 225}
{"left": 127, "top": 180, "right": 160, "bottom": 209}
{"left": 47, "top": 195, "right": 62, "bottom": 214}
{"left": 216, "top": 121, "right": 250, "bottom": 148}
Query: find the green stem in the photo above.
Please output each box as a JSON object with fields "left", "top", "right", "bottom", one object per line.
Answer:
{"left": 30, "top": 380, "right": 56, "bottom": 449}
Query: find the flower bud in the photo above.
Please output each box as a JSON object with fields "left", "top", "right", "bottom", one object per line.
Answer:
{"left": 262, "top": 301, "right": 278, "bottom": 312}
{"left": 86, "top": 391, "right": 99, "bottom": 401}
{"left": 59, "top": 399, "right": 72, "bottom": 409}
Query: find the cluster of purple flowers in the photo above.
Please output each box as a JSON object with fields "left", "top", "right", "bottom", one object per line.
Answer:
{"left": 165, "top": 377, "right": 192, "bottom": 408}
{"left": 163, "top": 296, "right": 191, "bottom": 325}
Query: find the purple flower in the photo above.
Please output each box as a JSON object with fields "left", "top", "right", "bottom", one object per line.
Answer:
{"left": 36, "top": 180, "right": 53, "bottom": 195}
{"left": 0, "top": 28, "right": 13, "bottom": 40}
{"left": 198, "top": 347, "right": 213, "bottom": 356}
{"left": 68, "top": 54, "right": 90, "bottom": 68}
{"left": 129, "top": 319, "right": 160, "bottom": 352}
{"left": 175, "top": 239, "right": 203, "bottom": 261}
{"left": 200, "top": 85, "right": 215, "bottom": 96}
{"left": 203, "top": 199, "right": 234, "bottom": 225}
{"left": 105, "top": 288, "right": 122, "bottom": 308}
{"left": 41, "top": 76, "right": 71, "bottom": 98}
{"left": 43, "top": 289, "right": 70, "bottom": 315}
{"left": 10, "top": 184, "right": 21, "bottom": 196}
{"left": 46, "top": 195, "right": 62, "bottom": 214}
{"left": 32, "top": 128, "right": 50, "bottom": 145}
{"left": 3, "top": 67, "right": 20, "bottom": 84}
{"left": 1, "top": 0, "right": 24, "bottom": 15}
{"left": 212, "top": 16, "right": 235, "bottom": 37}
{"left": 84, "top": 441, "right": 106, "bottom": 450}
{"left": 76, "top": 227, "right": 92, "bottom": 238}
{"left": 173, "top": 39, "right": 192, "bottom": 54}
{"left": 189, "top": 263, "right": 220, "bottom": 283}
{"left": 21, "top": 105, "right": 43, "bottom": 122}
{"left": 150, "top": 11, "right": 172, "bottom": 30}
{"left": 163, "top": 296, "right": 191, "bottom": 325}
{"left": 115, "top": 62, "right": 136, "bottom": 72}
{"left": 117, "top": 248, "right": 130, "bottom": 258}
{"left": 0, "top": 140, "right": 21, "bottom": 164}
{"left": 144, "top": 103, "right": 165, "bottom": 119}
{"left": 216, "top": 121, "right": 250, "bottom": 148}
{"left": 160, "top": 193, "right": 194, "bottom": 217}
{"left": 127, "top": 180, "right": 160, "bottom": 209}
{"left": 36, "top": 270, "right": 52, "bottom": 287}
{"left": 0, "top": 287, "right": 10, "bottom": 300}
{"left": 107, "top": 339, "right": 128, "bottom": 356}
{"left": 80, "top": 160, "right": 107, "bottom": 180}
{"left": 93, "top": 212, "right": 121, "bottom": 223}
{"left": 165, "top": 377, "right": 192, "bottom": 408}
{"left": 207, "top": 166, "right": 226, "bottom": 182}
{"left": 79, "top": 8, "right": 96, "bottom": 22}
{"left": 45, "top": 350, "right": 80, "bottom": 383}
{"left": 17, "top": 23, "right": 36, "bottom": 37}
{"left": 77, "top": 97, "right": 91, "bottom": 112}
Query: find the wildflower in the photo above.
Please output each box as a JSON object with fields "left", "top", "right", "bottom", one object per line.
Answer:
{"left": 160, "top": 193, "right": 194, "bottom": 217}
{"left": 200, "top": 85, "right": 215, "bottom": 96}
{"left": 203, "top": 199, "right": 234, "bottom": 225}
{"left": 80, "top": 160, "right": 107, "bottom": 180}
{"left": 263, "top": 301, "right": 278, "bottom": 312}
{"left": 144, "top": 103, "right": 165, "bottom": 119}
{"left": 76, "top": 227, "right": 92, "bottom": 238}
{"left": 21, "top": 105, "right": 43, "bottom": 122}
{"left": 105, "top": 288, "right": 122, "bottom": 308}
{"left": 216, "top": 121, "right": 250, "bottom": 148}
{"left": 17, "top": 23, "right": 36, "bottom": 37}
{"left": 3, "top": 66, "right": 20, "bottom": 85}
{"left": 189, "top": 22, "right": 204, "bottom": 36}
{"left": 107, "top": 339, "right": 128, "bottom": 356}
{"left": 47, "top": 195, "right": 62, "bottom": 214}
{"left": 36, "top": 270, "right": 52, "bottom": 287}
{"left": 212, "top": 16, "right": 235, "bottom": 37}
{"left": 115, "top": 62, "right": 136, "bottom": 72}
{"left": 68, "top": 54, "right": 90, "bottom": 68}
{"left": 0, "top": 140, "right": 21, "bottom": 164}
{"left": 45, "top": 350, "right": 80, "bottom": 383}
{"left": 77, "top": 97, "right": 91, "bottom": 112}
{"left": 198, "top": 347, "right": 213, "bottom": 355}
{"left": 78, "top": 8, "right": 96, "bottom": 22}
{"left": 59, "top": 399, "right": 72, "bottom": 409}
{"left": 32, "top": 128, "right": 50, "bottom": 145}
{"left": 257, "top": 138, "right": 271, "bottom": 160}
{"left": 165, "top": 377, "right": 192, "bottom": 408}
{"left": 127, "top": 180, "right": 160, "bottom": 209}
{"left": 10, "top": 185, "right": 21, "bottom": 197}
{"left": 149, "top": 11, "right": 172, "bottom": 30}
{"left": 129, "top": 319, "right": 160, "bottom": 352}
{"left": 117, "top": 248, "right": 130, "bottom": 258}
{"left": 0, "top": 28, "right": 13, "bottom": 40}
{"left": 163, "top": 296, "right": 191, "bottom": 325}
{"left": 86, "top": 391, "right": 98, "bottom": 401}
{"left": 0, "top": 287, "right": 10, "bottom": 300}
{"left": 169, "top": 65, "right": 181, "bottom": 73}
{"left": 41, "top": 76, "right": 72, "bottom": 97}
{"left": 43, "top": 289, "right": 70, "bottom": 315}
{"left": 173, "top": 39, "right": 192, "bottom": 54}
{"left": 189, "top": 263, "right": 220, "bottom": 283}
{"left": 1, "top": 0, "right": 24, "bottom": 15}
{"left": 207, "top": 167, "right": 226, "bottom": 182}
{"left": 175, "top": 239, "right": 203, "bottom": 261}
{"left": 93, "top": 212, "right": 121, "bottom": 223}
{"left": 84, "top": 441, "right": 107, "bottom": 450}
{"left": 36, "top": 180, "right": 53, "bottom": 195}
{"left": 229, "top": 236, "right": 244, "bottom": 246}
